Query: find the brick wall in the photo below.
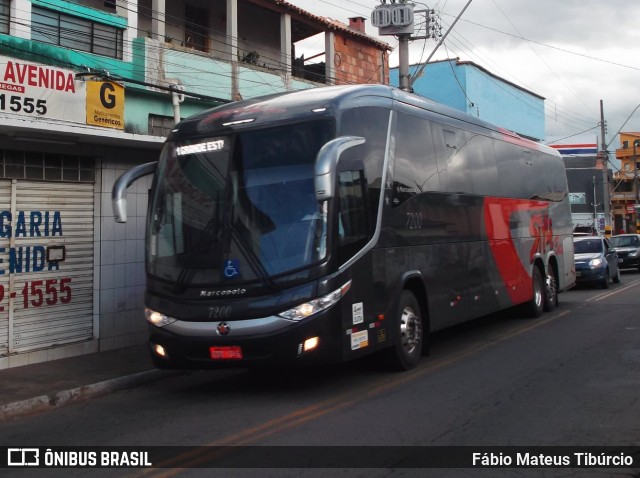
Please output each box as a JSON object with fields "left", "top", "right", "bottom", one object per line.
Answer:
{"left": 333, "top": 33, "right": 389, "bottom": 85}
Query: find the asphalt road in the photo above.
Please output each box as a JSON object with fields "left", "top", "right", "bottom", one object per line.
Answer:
{"left": 2, "top": 271, "right": 640, "bottom": 478}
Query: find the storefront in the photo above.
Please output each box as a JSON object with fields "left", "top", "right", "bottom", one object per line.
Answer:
{"left": 0, "top": 175, "right": 94, "bottom": 355}
{"left": 0, "top": 54, "right": 163, "bottom": 368}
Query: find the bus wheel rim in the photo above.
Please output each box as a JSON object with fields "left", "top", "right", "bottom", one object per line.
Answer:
{"left": 400, "top": 306, "right": 421, "bottom": 355}
{"left": 534, "top": 274, "right": 543, "bottom": 307}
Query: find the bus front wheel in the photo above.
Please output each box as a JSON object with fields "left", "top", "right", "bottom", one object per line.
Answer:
{"left": 388, "top": 291, "right": 423, "bottom": 371}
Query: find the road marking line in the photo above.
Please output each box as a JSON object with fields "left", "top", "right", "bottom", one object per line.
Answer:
{"left": 137, "top": 310, "right": 570, "bottom": 474}
{"left": 586, "top": 278, "right": 640, "bottom": 302}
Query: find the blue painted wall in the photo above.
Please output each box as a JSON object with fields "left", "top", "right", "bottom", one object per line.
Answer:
{"left": 391, "top": 59, "right": 545, "bottom": 141}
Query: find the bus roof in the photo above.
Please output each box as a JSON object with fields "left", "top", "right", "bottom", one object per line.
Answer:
{"left": 169, "top": 85, "right": 555, "bottom": 155}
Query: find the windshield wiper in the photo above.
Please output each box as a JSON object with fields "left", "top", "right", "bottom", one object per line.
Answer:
{"left": 224, "top": 188, "right": 276, "bottom": 290}
{"left": 227, "top": 223, "right": 276, "bottom": 290}
{"left": 173, "top": 194, "right": 223, "bottom": 294}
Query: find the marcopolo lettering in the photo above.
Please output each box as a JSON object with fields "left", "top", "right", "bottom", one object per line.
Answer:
{"left": 0, "top": 210, "right": 63, "bottom": 238}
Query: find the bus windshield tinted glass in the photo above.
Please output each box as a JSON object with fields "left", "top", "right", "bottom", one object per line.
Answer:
{"left": 148, "top": 120, "right": 334, "bottom": 288}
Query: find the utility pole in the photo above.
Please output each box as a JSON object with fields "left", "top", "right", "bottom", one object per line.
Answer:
{"left": 598, "top": 100, "right": 610, "bottom": 235}
{"left": 592, "top": 176, "right": 599, "bottom": 232}
{"left": 371, "top": 1, "right": 451, "bottom": 92}
{"left": 371, "top": 1, "right": 416, "bottom": 92}
{"left": 398, "top": 33, "right": 411, "bottom": 91}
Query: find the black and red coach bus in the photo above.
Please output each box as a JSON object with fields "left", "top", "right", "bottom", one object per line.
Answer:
{"left": 113, "top": 84, "right": 576, "bottom": 371}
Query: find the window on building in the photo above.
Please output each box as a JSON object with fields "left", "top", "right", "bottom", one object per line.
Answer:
{"left": 615, "top": 181, "right": 633, "bottom": 193}
{"left": 148, "top": 114, "right": 175, "bottom": 137}
{"left": 0, "top": 150, "right": 95, "bottom": 182}
{"left": 184, "top": 5, "right": 208, "bottom": 52}
{"left": 31, "top": 6, "right": 124, "bottom": 60}
{"left": 0, "top": 0, "right": 9, "bottom": 34}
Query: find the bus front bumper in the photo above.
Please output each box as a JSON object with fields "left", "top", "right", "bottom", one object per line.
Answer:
{"left": 147, "top": 311, "right": 343, "bottom": 369}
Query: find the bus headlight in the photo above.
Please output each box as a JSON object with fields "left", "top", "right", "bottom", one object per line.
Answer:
{"left": 279, "top": 280, "right": 352, "bottom": 321}
{"left": 145, "top": 307, "right": 177, "bottom": 327}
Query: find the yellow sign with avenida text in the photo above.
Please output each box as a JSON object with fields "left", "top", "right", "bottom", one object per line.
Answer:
{"left": 86, "top": 81, "right": 124, "bottom": 129}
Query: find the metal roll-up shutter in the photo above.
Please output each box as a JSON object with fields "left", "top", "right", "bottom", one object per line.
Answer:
{"left": 10, "top": 180, "right": 94, "bottom": 353}
{"left": 0, "top": 180, "right": 11, "bottom": 357}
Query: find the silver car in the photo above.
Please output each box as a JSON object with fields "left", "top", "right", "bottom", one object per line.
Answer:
{"left": 609, "top": 234, "right": 640, "bottom": 271}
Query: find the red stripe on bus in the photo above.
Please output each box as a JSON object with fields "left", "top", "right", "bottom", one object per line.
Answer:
{"left": 483, "top": 197, "right": 551, "bottom": 304}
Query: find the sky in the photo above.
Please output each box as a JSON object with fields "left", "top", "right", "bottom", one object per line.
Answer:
{"left": 287, "top": 0, "right": 640, "bottom": 154}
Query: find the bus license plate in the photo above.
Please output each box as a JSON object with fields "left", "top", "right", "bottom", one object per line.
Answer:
{"left": 210, "top": 346, "right": 243, "bottom": 360}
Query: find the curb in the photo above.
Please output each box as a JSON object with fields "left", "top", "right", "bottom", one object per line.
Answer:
{"left": 0, "top": 369, "right": 177, "bottom": 421}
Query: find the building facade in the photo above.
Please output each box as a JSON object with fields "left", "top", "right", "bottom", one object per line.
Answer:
{"left": 0, "top": 0, "right": 389, "bottom": 368}
{"left": 390, "top": 58, "right": 545, "bottom": 142}
{"left": 612, "top": 133, "right": 640, "bottom": 234}
{"left": 551, "top": 144, "right": 604, "bottom": 232}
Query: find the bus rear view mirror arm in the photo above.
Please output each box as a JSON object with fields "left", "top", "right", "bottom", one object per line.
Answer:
{"left": 315, "top": 136, "right": 365, "bottom": 201}
{"left": 112, "top": 161, "right": 158, "bottom": 223}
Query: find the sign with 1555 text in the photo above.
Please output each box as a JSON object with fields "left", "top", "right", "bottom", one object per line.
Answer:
{"left": 0, "top": 54, "right": 86, "bottom": 123}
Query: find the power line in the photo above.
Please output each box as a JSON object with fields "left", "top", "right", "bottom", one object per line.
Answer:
{"left": 444, "top": 13, "right": 640, "bottom": 72}
{"left": 2, "top": 5, "right": 387, "bottom": 101}
{"left": 422, "top": 7, "right": 599, "bottom": 135}
{"left": 440, "top": 32, "right": 596, "bottom": 133}
{"left": 488, "top": 0, "right": 595, "bottom": 115}
{"left": 546, "top": 126, "right": 600, "bottom": 145}
{"left": 10, "top": 1, "right": 392, "bottom": 89}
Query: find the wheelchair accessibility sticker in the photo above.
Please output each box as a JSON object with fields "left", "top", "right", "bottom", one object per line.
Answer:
{"left": 223, "top": 259, "right": 240, "bottom": 279}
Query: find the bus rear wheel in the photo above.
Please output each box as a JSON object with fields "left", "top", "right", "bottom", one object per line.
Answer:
{"left": 387, "top": 291, "right": 423, "bottom": 371}
{"left": 543, "top": 267, "right": 558, "bottom": 311}
{"left": 526, "top": 266, "right": 545, "bottom": 318}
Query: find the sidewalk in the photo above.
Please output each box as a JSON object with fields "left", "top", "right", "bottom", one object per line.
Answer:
{"left": 0, "top": 344, "right": 176, "bottom": 421}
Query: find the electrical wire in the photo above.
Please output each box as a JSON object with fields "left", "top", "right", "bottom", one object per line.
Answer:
{"left": 443, "top": 12, "right": 640, "bottom": 73}
{"left": 431, "top": 17, "right": 600, "bottom": 136}
{"left": 546, "top": 126, "right": 600, "bottom": 145}
{"left": 5, "top": 1, "right": 389, "bottom": 94}
{"left": 441, "top": 32, "right": 596, "bottom": 134}
{"left": 488, "top": 0, "right": 595, "bottom": 116}
{"left": 4, "top": 0, "right": 630, "bottom": 143}
{"left": 1, "top": 21, "right": 349, "bottom": 98}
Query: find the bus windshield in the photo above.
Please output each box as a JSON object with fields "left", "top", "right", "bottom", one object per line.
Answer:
{"left": 147, "top": 120, "right": 334, "bottom": 289}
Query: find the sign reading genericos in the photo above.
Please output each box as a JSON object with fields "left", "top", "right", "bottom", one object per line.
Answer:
{"left": 86, "top": 81, "right": 124, "bottom": 130}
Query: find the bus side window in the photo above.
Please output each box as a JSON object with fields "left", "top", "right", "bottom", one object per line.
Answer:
{"left": 494, "top": 140, "right": 523, "bottom": 198}
{"left": 339, "top": 106, "right": 389, "bottom": 233}
{"left": 393, "top": 111, "right": 439, "bottom": 206}
{"left": 432, "top": 124, "right": 472, "bottom": 194}
{"left": 337, "top": 169, "right": 369, "bottom": 265}
{"left": 464, "top": 132, "right": 498, "bottom": 196}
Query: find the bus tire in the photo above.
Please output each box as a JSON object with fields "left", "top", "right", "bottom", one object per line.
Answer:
{"left": 543, "top": 266, "right": 558, "bottom": 311}
{"left": 388, "top": 290, "right": 423, "bottom": 371}
{"left": 526, "top": 266, "right": 545, "bottom": 318}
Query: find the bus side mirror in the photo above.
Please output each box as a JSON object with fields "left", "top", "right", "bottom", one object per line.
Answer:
{"left": 112, "top": 161, "right": 158, "bottom": 223}
{"left": 314, "top": 136, "right": 365, "bottom": 201}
